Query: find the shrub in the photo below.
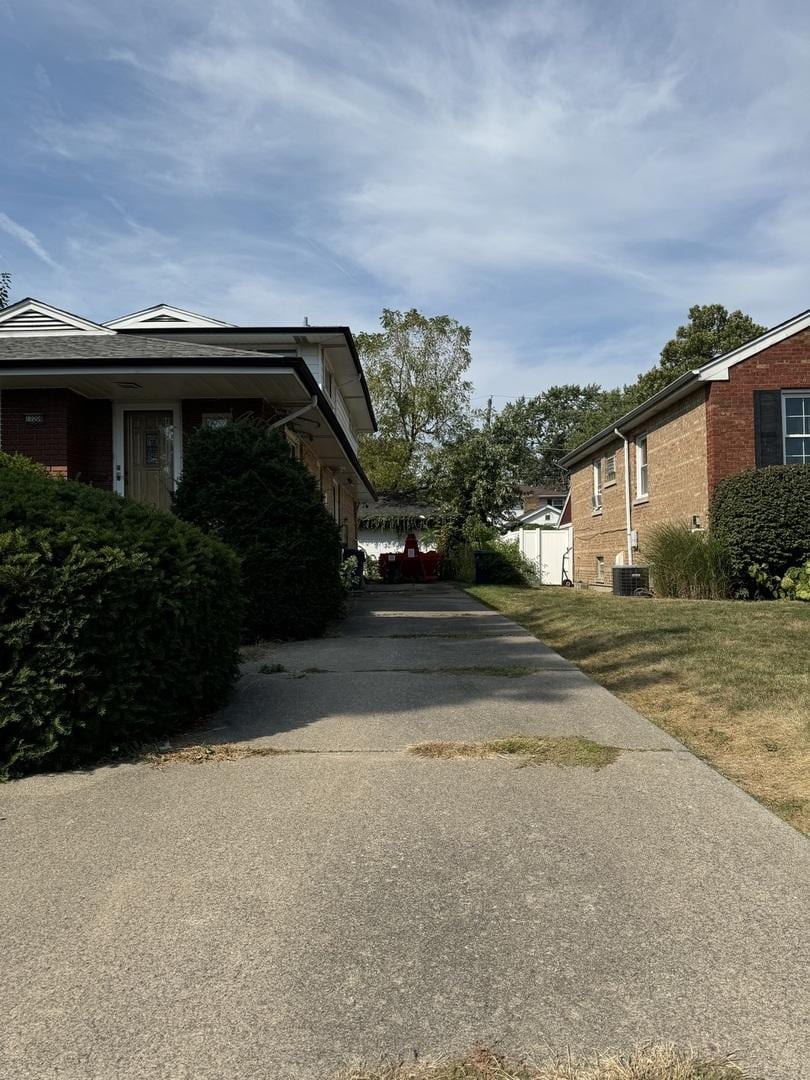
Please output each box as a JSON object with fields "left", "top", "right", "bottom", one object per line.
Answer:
{"left": 781, "top": 560, "right": 810, "bottom": 601}
{"left": 712, "top": 466, "right": 810, "bottom": 596}
{"left": 0, "top": 465, "right": 241, "bottom": 778}
{"left": 439, "top": 519, "right": 537, "bottom": 585}
{"left": 643, "top": 522, "right": 731, "bottom": 599}
{"left": 173, "top": 419, "right": 343, "bottom": 639}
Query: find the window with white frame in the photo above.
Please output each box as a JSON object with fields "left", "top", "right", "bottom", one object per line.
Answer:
{"left": 635, "top": 434, "right": 649, "bottom": 498}
{"left": 605, "top": 454, "right": 616, "bottom": 483}
{"left": 595, "top": 556, "right": 605, "bottom": 583}
{"left": 783, "top": 393, "right": 810, "bottom": 464}
{"left": 592, "top": 459, "right": 603, "bottom": 510}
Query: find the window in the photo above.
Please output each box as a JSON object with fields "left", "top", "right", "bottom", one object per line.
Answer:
{"left": 592, "top": 459, "right": 603, "bottom": 510}
{"left": 606, "top": 454, "right": 616, "bottom": 483}
{"left": 635, "top": 434, "right": 648, "bottom": 498}
{"left": 783, "top": 393, "right": 810, "bottom": 464}
{"left": 595, "top": 556, "right": 605, "bottom": 583}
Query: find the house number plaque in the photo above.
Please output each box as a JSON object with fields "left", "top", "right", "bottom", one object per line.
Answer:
{"left": 25, "top": 413, "right": 45, "bottom": 424}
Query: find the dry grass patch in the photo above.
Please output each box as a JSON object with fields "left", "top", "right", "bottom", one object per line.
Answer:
{"left": 337, "top": 1043, "right": 758, "bottom": 1080}
{"left": 468, "top": 586, "right": 810, "bottom": 834}
{"left": 147, "top": 743, "right": 289, "bottom": 766}
{"left": 409, "top": 735, "right": 621, "bottom": 770}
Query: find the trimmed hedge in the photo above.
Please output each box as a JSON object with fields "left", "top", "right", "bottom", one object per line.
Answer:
{"left": 173, "top": 420, "right": 343, "bottom": 640}
{"left": 0, "top": 457, "right": 241, "bottom": 777}
{"left": 712, "top": 465, "right": 810, "bottom": 595}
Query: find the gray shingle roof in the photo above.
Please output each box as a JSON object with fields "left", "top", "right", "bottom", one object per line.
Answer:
{"left": 0, "top": 333, "right": 290, "bottom": 363}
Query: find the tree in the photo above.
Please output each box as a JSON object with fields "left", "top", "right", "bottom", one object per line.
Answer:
{"left": 562, "top": 303, "right": 767, "bottom": 446}
{"left": 428, "top": 405, "right": 536, "bottom": 527}
{"left": 497, "top": 384, "right": 608, "bottom": 487}
{"left": 357, "top": 308, "right": 473, "bottom": 493}
{"left": 0, "top": 272, "right": 10, "bottom": 309}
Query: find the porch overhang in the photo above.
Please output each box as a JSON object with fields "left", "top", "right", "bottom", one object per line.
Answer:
{"left": 0, "top": 356, "right": 376, "bottom": 501}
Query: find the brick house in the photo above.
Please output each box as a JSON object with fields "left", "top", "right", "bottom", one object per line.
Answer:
{"left": 0, "top": 298, "right": 376, "bottom": 544}
{"left": 558, "top": 308, "right": 810, "bottom": 587}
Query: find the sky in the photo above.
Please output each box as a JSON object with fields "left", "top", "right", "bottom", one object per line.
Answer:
{"left": 1, "top": 0, "right": 809, "bottom": 406}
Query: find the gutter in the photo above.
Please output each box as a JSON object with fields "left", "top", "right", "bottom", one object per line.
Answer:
{"left": 0, "top": 354, "right": 377, "bottom": 500}
{"left": 559, "top": 370, "right": 699, "bottom": 469}
{"left": 614, "top": 428, "right": 633, "bottom": 566}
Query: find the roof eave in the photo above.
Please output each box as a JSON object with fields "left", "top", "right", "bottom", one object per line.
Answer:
{"left": 558, "top": 371, "right": 701, "bottom": 469}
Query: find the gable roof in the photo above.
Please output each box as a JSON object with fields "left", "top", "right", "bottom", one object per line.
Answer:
{"left": 519, "top": 504, "right": 562, "bottom": 525}
{"left": 0, "top": 298, "right": 115, "bottom": 337}
{"left": 0, "top": 332, "right": 289, "bottom": 363}
{"left": 559, "top": 306, "right": 810, "bottom": 469}
{"left": 104, "top": 304, "right": 234, "bottom": 329}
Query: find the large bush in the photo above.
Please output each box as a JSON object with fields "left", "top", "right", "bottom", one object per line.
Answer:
{"left": 174, "top": 420, "right": 343, "bottom": 639}
{"left": 712, "top": 466, "right": 810, "bottom": 596}
{"left": 643, "top": 522, "right": 731, "bottom": 599}
{"left": 0, "top": 462, "right": 241, "bottom": 778}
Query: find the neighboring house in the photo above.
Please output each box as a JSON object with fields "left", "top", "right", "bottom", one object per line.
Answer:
{"left": 510, "top": 503, "right": 562, "bottom": 528}
{"left": 559, "top": 307, "right": 810, "bottom": 587}
{"left": 519, "top": 485, "right": 567, "bottom": 513}
{"left": 0, "top": 298, "right": 376, "bottom": 544}
{"left": 357, "top": 499, "right": 444, "bottom": 559}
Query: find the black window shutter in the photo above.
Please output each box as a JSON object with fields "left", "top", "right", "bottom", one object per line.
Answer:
{"left": 754, "top": 390, "right": 783, "bottom": 467}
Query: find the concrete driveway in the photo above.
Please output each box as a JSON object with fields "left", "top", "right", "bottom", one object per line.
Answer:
{"left": 2, "top": 584, "right": 809, "bottom": 1080}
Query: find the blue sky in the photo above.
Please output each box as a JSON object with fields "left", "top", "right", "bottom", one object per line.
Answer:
{"left": 1, "top": 0, "right": 809, "bottom": 404}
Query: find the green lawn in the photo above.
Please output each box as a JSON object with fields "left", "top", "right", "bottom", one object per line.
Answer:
{"left": 466, "top": 585, "right": 810, "bottom": 835}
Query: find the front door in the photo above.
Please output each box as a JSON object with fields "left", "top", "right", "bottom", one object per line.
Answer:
{"left": 123, "top": 410, "right": 175, "bottom": 511}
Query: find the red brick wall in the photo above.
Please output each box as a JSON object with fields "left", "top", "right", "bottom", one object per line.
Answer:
{"left": 2, "top": 389, "right": 74, "bottom": 478}
{"left": 2, "top": 390, "right": 113, "bottom": 486}
{"left": 706, "top": 328, "right": 810, "bottom": 493}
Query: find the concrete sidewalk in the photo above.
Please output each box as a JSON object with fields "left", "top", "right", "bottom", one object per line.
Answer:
{"left": 2, "top": 584, "right": 808, "bottom": 1080}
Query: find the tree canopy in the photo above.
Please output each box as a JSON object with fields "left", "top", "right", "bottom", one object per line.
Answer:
{"left": 357, "top": 308, "right": 472, "bottom": 493}
{"left": 358, "top": 301, "right": 766, "bottom": 528}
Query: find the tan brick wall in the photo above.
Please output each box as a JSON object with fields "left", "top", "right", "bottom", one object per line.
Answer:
{"left": 570, "top": 388, "right": 709, "bottom": 587}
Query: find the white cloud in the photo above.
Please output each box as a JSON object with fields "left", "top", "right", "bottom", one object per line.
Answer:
{"left": 0, "top": 211, "right": 59, "bottom": 269}
{"left": 11, "top": 0, "right": 810, "bottom": 399}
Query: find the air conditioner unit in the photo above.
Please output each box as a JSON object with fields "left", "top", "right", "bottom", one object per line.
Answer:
{"left": 612, "top": 565, "right": 650, "bottom": 596}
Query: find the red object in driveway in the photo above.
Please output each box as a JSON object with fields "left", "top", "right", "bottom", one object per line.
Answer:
{"left": 379, "top": 532, "right": 442, "bottom": 582}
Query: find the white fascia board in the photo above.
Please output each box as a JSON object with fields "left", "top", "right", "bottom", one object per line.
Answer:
{"left": 697, "top": 308, "right": 810, "bottom": 381}
{"left": 0, "top": 298, "right": 115, "bottom": 336}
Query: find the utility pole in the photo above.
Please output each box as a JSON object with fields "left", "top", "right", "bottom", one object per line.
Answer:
{"left": 485, "top": 396, "right": 493, "bottom": 429}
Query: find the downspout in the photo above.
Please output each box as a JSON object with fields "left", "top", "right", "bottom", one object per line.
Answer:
{"left": 614, "top": 427, "right": 633, "bottom": 566}
{"left": 269, "top": 396, "right": 318, "bottom": 430}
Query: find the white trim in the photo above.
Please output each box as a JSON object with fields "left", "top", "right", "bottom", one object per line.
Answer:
{"left": 781, "top": 389, "right": 810, "bottom": 465}
{"left": 0, "top": 365, "right": 303, "bottom": 378}
{"left": 635, "top": 433, "right": 649, "bottom": 498}
{"left": 697, "top": 308, "right": 810, "bottom": 382}
{"left": 592, "top": 458, "right": 602, "bottom": 511}
{"left": 104, "top": 304, "right": 233, "bottom": 329}
{"left": 0, "top": 298, "right": 115, "bottom": 337}
{"left": 112, "top": 402, "right": 183, "bottom": 497}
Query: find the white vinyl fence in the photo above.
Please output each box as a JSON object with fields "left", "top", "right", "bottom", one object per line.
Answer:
{"left": 505, "top": 525, "right": 573, "bottom": 585}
